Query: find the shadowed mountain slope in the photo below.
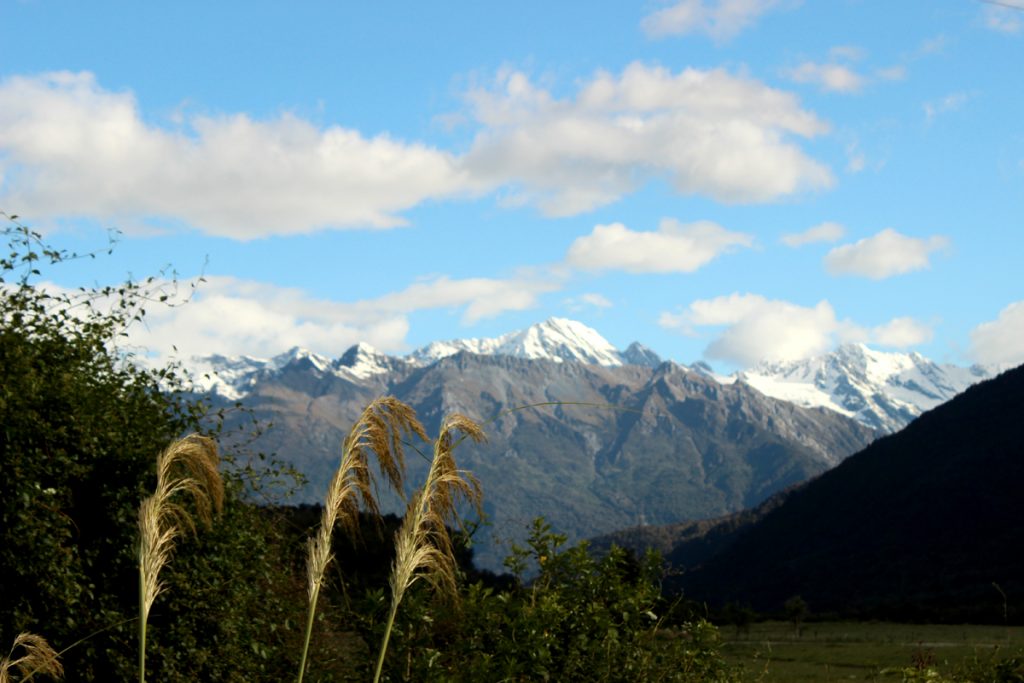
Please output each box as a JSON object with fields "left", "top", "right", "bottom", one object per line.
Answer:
{"left": 665, "top": 364, "right": 1024, "bottom": 621}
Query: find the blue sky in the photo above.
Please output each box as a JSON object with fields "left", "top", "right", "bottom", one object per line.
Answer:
{"left": 2, "top": 0, "right": 1022, "bottom": 372}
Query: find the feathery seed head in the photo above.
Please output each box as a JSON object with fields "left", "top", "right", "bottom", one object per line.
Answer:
{"left": 138, "top": 434, "right": 223, "bottom": 618}
{"left": 1, "top": 632, "right": 64, "bottom": 683}
{"left": 306, "top": 397, "right": 427, "bottom": 600}
{"left": 389, "top": 414, "right": 485, "bottom": 606}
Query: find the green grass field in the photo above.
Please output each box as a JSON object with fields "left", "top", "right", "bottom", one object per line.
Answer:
{"left": 721, "top": 621, "right": 1024, "bottom": 682}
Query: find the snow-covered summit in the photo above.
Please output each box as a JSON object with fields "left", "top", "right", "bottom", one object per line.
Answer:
{"left": 736, "top": 343, "right": 993, "bottom": 432}
{"left": 191, "top": 324, "right": 993, "bottom": 432}
{"left": 190, "top": 347, "right": 329, "bottom": 400}
{"left": 408, "top": 317, "right": 628, "bottom": 367}
{"left": 335, "top": 342, "right": 402, "bottom": 379}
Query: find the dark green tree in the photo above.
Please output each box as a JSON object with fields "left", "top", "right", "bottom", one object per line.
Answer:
{"left": 0, "top": 214, "right": 303, "bottom": 680}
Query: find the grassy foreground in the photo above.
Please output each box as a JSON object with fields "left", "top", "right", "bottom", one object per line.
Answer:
{"left": 722, "top": 621, "right": 1024, "bottom": 681}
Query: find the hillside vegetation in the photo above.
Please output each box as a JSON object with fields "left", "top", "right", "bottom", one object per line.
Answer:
{"left": 662, "top": 364, "right": 1024, "bottom": 622}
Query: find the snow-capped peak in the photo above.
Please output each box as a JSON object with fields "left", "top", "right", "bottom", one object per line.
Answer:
{"left": 736, "top": 343, "right": 993, "bottom": 432}
{"left": 408, "top": 317, "right": 624, "bottom": 366}
{"left": 272, "top": 346, "right": 332, "bottom": 373}
{"left": 336, "top": 342, "right": 396, "bottom": 379}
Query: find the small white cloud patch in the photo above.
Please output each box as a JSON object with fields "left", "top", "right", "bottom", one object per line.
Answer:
{"left": 971, "top": 301, "right": 1024, "bottom": 367}
{"left": 783, "top": 62, "right": 866, "bottom": 94}
{"left": 825, "top": 229, "right": 949, "bottom": 279}
{"left": 641, "top": 0, "right": 786, "bottom": 41}
{"left": 870, "top": 317, "right": 933, "bottom": 348}
{"left": 566, "top": 219, "right": 753, "bottom": 273}
{"left": 781, "top": 222, "right": 845, "bottom": 247}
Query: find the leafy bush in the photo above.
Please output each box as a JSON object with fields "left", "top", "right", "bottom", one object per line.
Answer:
{"left": 0, "top": 216, "right": 304, "bottom": 680}
{"left": 360, "top": 517, "right": 739, "bottom": 682}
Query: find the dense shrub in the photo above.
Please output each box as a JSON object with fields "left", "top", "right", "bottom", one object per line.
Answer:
{"left": 0, "top": 217, "right": 304, "bottom": 680}
{"left": 358, "top": 517, "right": 739, "bottom": 682}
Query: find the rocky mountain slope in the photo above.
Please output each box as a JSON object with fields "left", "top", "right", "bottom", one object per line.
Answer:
{"left": 201, "top": 322, "right": 877, "bottom": 570}
{"left": 196, "top": 318, "right": 993, "bottom": 433}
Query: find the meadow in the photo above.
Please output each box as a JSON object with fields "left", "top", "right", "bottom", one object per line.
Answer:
{"left": 723, "top": 621, "right": 1024, "bottom": 682}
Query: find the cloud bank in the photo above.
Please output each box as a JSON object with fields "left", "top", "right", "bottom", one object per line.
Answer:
{"left": 123, "top": 272, "right": 563, "bottom": 363}
{"left": 464, "top": 63, "right": 832, "bottom": 215}
{"left": 0, "top": 72, "right": 475, "bottom": 239}
{"left": 659, "top": 292, "right": 933, "bottom": 367}
{"left": 0, "top": 68, "right": 833, "bottom": 238}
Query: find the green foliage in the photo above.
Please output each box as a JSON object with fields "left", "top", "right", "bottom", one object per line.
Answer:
{"left": 0, "top": 215, "right": 304, "bottom": 680}
{"left": 361, "top": 517, "right": 739, "bottom": 682}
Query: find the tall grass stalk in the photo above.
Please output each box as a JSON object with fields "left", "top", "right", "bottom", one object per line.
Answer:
{"left": 137, "top": 434, "right": 223, "bottom": 683}
{"left": 297, "top": 397, "right": 426, "bottom": 683}
{"left": 0, "top": 633, "right": 63, "bottom": 682}
{"left": 372, "top": 414, "right": 484, "bottom": 683}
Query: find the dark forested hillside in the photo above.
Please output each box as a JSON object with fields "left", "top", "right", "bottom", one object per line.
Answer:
{"left": 666, "top": 364, "right": 1024, "bottom": 622}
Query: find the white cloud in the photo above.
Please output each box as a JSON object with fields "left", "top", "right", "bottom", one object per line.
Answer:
{"left": 640, "top": 0, "right": 788, "bottom": 41}
{"left": 659, "top": 292, "right": 932, "bottom": 367}
{"left": 581, "top": 292, "right": 613, "bottom": 308}
{"left": 564, "top": 292, "right": 614, "bottom": 312}
{"left": 783, "top": 47, "right": 904, "bottom": 95}
{"left": 660, "top": 294, "right": 841, "bottom": 365}
{"left": 566, "top": 219, "right": 752, "bottom": 273}
{"left": 781, "top": 221, "right": 845, "bottom": 247}
{"left": 924, "top": 92, "right": 969, "bottom": 122}
{"left": 0, "top": 68, "right": 834, "bottom": 236}
{"left": 122, "top": 271, "right": 562, "bottom": 363}
{"left": 983, "top": 3, "right": 1024, "bottom": 33}
{"left": 970, "top": 301, "right": 1024, "bottom": 367}
{"left": 464, "top": 62, "right": 832, "bottom": 214}
{"left": 870, "top": 317, "right": 933, "bottom": 348}
{"left": 783, "top": 62, "right": 866, "bottom": 93}
{"left": 0, "top": 72, "right": 478, "bottom": 239}
{"left": 825, "top": 228, "right": 949, "bottom": 279}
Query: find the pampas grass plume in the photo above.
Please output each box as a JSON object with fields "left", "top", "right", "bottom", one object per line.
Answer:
{"left": 137, "top": 434, "right": 223, "bottom": 683}
{"left": 372, "top": 413, "right": 485, "bottom": 683}
{"left": 297, "top": 397, "right": 427, "bottom": 683}
{"left": 0, "top": 633, "right": 63, "bottom": 682}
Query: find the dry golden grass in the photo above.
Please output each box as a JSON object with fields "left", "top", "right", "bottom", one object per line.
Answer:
{"left": 389, "top": 413, "right": 484, "bottom": 603}
{"left": 373, "top": 413, "right": 485, "bottom": 683}
{"left": 298, "top": 397, "right": 427, "bottom": 683}
{"left": 136, "top": 434, "right": 223, "bottom": 683}
{"left": 0, "top": 632, "right": 63, "bottom": 682}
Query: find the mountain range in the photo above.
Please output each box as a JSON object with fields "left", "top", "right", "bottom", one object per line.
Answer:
{"left": 196, "top": 317, "right": 994, "bottom": 434}
{"left": 197, "top": 318, "right": 893, "bottom": 569}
